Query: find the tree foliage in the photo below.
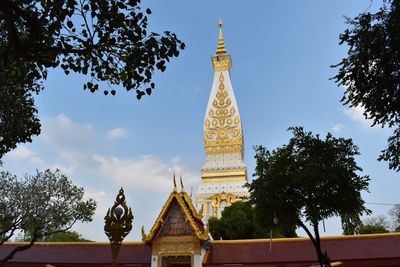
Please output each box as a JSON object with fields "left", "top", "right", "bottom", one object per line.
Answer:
{"left": 248, "top": 127, "right": 370, "bottom": 266}
{"left": 0, "top": 80, "right": 41, "bottom": 158}
{"left": 0, "top": 0, "right": 185, "bottom": 158}
{"left": 359, "top": 215, "right": 391, "bottom": 234}
{"left": 208, "top": 217, "right": 224, "bottom": 240}
{"left": 389, "top": 203, "right": 400, "bottom": 231}
{"left": 0, "top": 169, "right": 96, "bottom": 263}
{"left": 208, "top": 202, "right": 258, "bottom": 240}
{"left": 17, "top": 230, "right": 91, "bottom": 242}
{"left": 341, "top": 213, "right": 362, "bottom": 235}
{"left": 359, "top": 224, "right": 390, "bottom": 234}
{"left": 332, "top": 0, "right": 400, "bottom": 171}
{"left": 208, "top": 202, "right": 296, "bottom": 240}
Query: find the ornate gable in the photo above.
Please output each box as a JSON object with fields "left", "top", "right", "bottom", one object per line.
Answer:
{"left": 157, "top": 200, "right": 193, "bottom": 237}
{"left": 142, "top": 177, "right": 209, "bottom": 244}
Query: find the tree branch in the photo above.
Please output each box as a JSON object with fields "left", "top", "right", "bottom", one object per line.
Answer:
{"left": 0, "top": 227, "right": 40, "bottom": 264}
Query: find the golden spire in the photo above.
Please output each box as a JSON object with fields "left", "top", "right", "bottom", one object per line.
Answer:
{"left": 216, "top": 18, "right": 227, "bottom": 55}
{"left": 180, "top": 175, "right": 185, "bottom": 192}
{"left": 173, "top": 173, "right": 177, "bottom": 192}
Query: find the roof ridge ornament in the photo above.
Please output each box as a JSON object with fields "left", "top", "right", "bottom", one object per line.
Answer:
{"left": 173, "top": 173, "right": 177, "bottom": 192}
{"left": 180, "top": 174, "right": 185, "bottom": 192}
{"left": 104, "top": 188, "right": 133, "bottom": 267}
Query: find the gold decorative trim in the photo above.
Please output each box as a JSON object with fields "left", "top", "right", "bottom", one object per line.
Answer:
{"left": 201, "top": 177, "right": 247, "bottom": 184}
{"left": 212, "top": 56, "right": 231, "bottom": 72}
{"left": 175, "top": 192, "right": 209, "bottom": 240}
{"left": 153, "top": 236, "right": 201, "bottom": 256}
{"left": 204, "top": 73, "right": 243, "bottom": 155}
{"left": 211, "top": 192, "right": 237, "bottom": 208}
{"left": 180, "top": 191, "right": 203, "bottom": 220}
{"left": 202, "top": 169, "right": 246, "bottom": 177}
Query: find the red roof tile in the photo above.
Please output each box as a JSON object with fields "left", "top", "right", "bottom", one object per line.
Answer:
{"left": 2, "top": 234, "right": 400, "bottom": 267}
{"left": 204, "top": 233, "right": 400, "bottom": 266}
{"left": 0, "top": 242, "right": 151, "bottom": 266}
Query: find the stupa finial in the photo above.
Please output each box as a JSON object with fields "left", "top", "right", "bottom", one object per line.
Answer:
{"left": 216, "top": 18, "right": 227, "bottom": 55}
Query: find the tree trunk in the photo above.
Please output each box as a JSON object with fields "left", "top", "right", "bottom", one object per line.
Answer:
{"left": 312, "top": 220, "right": 325, "bottom": 266}
{"left": 297, "top": 219, "right": 326, "bottom": 267}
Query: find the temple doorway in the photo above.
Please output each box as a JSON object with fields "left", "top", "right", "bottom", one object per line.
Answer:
{"left": 160, "top": 255, "right": 192, "bottom": 267}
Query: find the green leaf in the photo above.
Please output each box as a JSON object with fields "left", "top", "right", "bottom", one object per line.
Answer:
{"left": 66, "top": 20, "right": 73, "bottom": 28}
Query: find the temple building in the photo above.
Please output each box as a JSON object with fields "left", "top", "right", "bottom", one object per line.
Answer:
{"left": 1, "top": 21, "right": 400, "bottom": 267}
{"left": 195, "top": 19, "right": 249, "bottom": 221}
{"left": 2, "top": 183, "right": 400, "bottom": 267}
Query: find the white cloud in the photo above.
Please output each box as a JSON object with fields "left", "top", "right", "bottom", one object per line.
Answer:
{"left": 5, "top": 145, "right": 47, "bottom": 167}
{"left": 30, "top": 156, "right": 46, "bottom": 166}
{"left": 40, "top": 113, "right": 97, "bottom": 170}
{"left": 36, "top": 113, "right": 199, "bottom": 193}
{"left": 4, "top": 113, "right": 200, "bottom": 241}
{"left": 331, "top": 123, "right": 345, "bottom": 133}
{"left": 343, "top": 105, "right": 376, "bottom": 129}
{"left": 6, "top": 145, "right": 34, "bottom": 159}
{"left": 106, "top": 128, "right": 127, "bottom": 140}
{"left": 93, "top": 154, "right": 199, "bottom": 193}
{"left": 40, "top": 113, "right": 94, "bottom": 150}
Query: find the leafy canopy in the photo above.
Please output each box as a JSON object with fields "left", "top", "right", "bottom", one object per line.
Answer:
{"left": 359, "top": 215, "right": 391, "bottom": 234}
{"left": 249, "top": 127, "right": 370, "bottom": 227}
{"left": 208, "top": 202, "right": 257, "bottom": 240}
{"left": 0, "top": 0, "right": 185, "bottom": 158}
{"left": 17, "top": 230, "right": 91, "bottom": 242}
{"left": 359, "top": 224, "right": 390, "bottom": 234}
{"left": 0, "top": 169, "right": 96, "bottom": 263}
{"left": 0, "top": 80, "right": 40, "bottom": 158}
{"left": 390, "top": 204, "right": 400, "bottom": 231}
{"left": 208, "top": 201, "right": 296, "bottom": 240}
{"left": 332, "top": 0, "right": 400, "bottom": 171}
{"left": 0, "top": 0, "right": 185, "bottom": 97}
{"left": 248, "top": 127, "right": 370, "bottom": 266}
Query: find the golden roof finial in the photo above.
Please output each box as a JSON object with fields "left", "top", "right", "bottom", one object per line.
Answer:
{"left": 180, "top": 174, "right": 185, "bottom": 192}
{"left": 141, "top": 225, "right": 146, "bottom": 240}
{"left": 216, "top": 18, "right": 227, "bottom": 55}
{"left": 173, "top": 173, "right": 177, "bottom": 192}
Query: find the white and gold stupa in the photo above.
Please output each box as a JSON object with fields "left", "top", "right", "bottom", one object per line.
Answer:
{"left": 195, "top": 19, "right": 249, "bottom": 221}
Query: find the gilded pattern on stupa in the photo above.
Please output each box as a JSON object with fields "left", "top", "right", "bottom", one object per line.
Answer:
{"left": 204, "top": 73, "right": 243, "bottom": 155}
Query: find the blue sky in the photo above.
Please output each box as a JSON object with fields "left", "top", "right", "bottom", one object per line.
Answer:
{"left": 2, "top": 0, "right": 399, "bottom": 241}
